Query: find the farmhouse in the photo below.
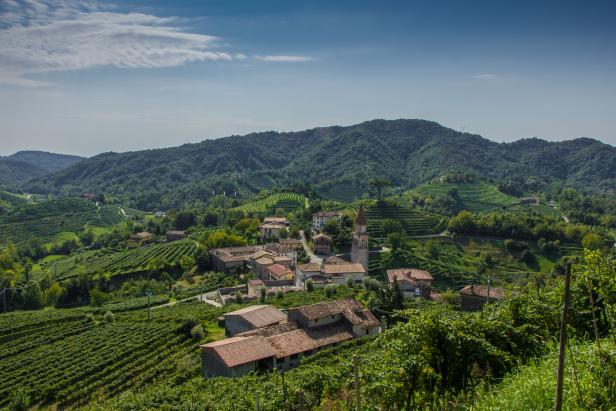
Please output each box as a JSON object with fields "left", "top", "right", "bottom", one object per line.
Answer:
{"left": 386, "top": 268, "right": 434, "bottom": 298}
{"left": 279, "top": 238, "right": 303, "bottom": 251}
{"left": 312, "top": 211, "right": 341, "bottom": 230}
{"left": 313, "top": 233, "right": 332, "bottom": 255}
{"left": 266, "top": 264, "right": 295, "bottom": 281}
{"left": 260, "top": 222, "right": 286, "bottom": 240}
{"left": 459, "top": 285, "right": 505, "bottom": 311}
{"left": 222, "top": 305, "right": 287, "bottom": 336}
{"left": 295, "top": 259, "right": 366, "bottom": 288}
{"left": 201, "top": 299, "right": 380, "bottom": 378}
{"left": 210, "top": 245, "right": 265, "bottom": 274}
{"left": 128, "top": 231, "right": 153, "bottom": 246}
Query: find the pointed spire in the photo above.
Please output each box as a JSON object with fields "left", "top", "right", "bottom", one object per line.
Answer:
{"left": 355, "top": 204, "right": 366, "bottom": 226}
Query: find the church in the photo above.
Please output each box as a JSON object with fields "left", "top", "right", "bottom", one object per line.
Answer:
{"left": 351, "top": 205, "right": 369, "bottom": 272}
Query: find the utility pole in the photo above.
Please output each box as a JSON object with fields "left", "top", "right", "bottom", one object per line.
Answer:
{"left": 353, "top": 354, "right": 361, "bottom": 410}
{"left": 555, "top": 262, "right": 572, "bottom": 411}
{"left": 145, "top": 290, "right": 152, "bottom": 321}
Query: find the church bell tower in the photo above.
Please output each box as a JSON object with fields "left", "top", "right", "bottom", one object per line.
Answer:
{"left": 351, "top": 205, "right": 369, "bottom": 272}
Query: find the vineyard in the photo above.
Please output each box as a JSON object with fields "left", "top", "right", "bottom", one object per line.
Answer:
{"left": 232, "top": 192, "right": 307, "bottom": 215}
{"left": 0, "top": 198, "right": 124, "bottom": 246}
{"left": 364, "top": 200, "right": 448, "bottom": 238}
{"left": 0, "top": 301, "right": 227, "bottom": 409}
{"left": 48, "top": 239, "right": 199, "bottom": 280}
{"left": 411, "top": 180, "right": 518, "bottom": 212}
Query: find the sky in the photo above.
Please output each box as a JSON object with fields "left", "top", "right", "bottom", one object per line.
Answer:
{"left": 0, "top": 0, "right": 615, "bottom": 156}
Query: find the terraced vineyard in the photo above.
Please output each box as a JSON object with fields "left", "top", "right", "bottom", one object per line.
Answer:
{"left": 49, "top": 239, "right": 199, "bottom": 280}
{"left": 411, "top": 180, "right": 518, "bottom": 213}
{"left": 233, "top": 192, "right": 307, "bottom": 215}
{"left": 0, "top": 301, "right": 226, "bottom": 409}
{"left": 0, "top": 198, "right": 124, "bottom": 246}
{"left": 364, "top": 200, "right": 447, "bottom": 238}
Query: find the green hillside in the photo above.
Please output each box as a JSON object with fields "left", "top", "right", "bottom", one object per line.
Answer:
{"left": 0, "top": 198, "right": 124, "bottom": 247}
{"left": 363, "top": 200, "right": 447, "bottom": 238}
{"left": 23, "top": 120, "right": 616, "bottom": 210}
{"left": 232, "top": 192, "right": 307, "bottom": 215}
{"left": 0, "top": 190, "right": 29, "bottom": 212}
{"left": 49, "top": 239, "right": 199, "bottom": 281}
{"left": 412, "top": 180, "right": 518, "bottom": 213}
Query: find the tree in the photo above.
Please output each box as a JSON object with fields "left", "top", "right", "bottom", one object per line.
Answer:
{"left": 305, "top": 278, "right": 315, "bottom": 292}
{"left": 382, "top": 219, "right": 402, "bottom": 235}
{"left": 346, "top": 275, "right": 355, "bottom": 288}
{"left": 448, "top": 210, "right": 476, "bottom": 233}
{"left": 388, "top": 232, "right": 403, "bottom": 252}
{"left": 23, "top": 282, "right": 43, "bottom": 310}
{"left": 45, "top": 282, "right": 64, "bottom": 307}
{"left": 369, "top": 177, "right": 391, "bottom": 200}
{"left": 173, "top": 210, "right": 197, "bottom": 230}
{"left": 581, "top": 232, "right": 603, "bottom": 250}
{"left": 259, "top": 287, "right": 267, "bottom": 303}
{"left": 89, "top": 288, "right": 108, "bottom": 307}
{"left": 190, "top": 324, "right": 206, "bottom": 340}
{"left": 9, "top": 388, "right": 31, "bottom": 411}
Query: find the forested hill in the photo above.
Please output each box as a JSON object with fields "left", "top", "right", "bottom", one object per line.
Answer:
{"left": 24, "top": 119, "right": 616, "bottom": 210}
{"left": 0, "top": 151, "right": 84, "bottom": 188}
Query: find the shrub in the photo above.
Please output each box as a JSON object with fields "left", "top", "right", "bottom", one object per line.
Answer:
{"left": 103, "top": 311, "right": 114, "bottom": 323}
{"left": 346, "top": 276, "right": 355, "bottom": 288}
{"left": 190, "top": 325, "right": 206, "bottom": 340}
{"left": 89, "top": 288, "right": 108, "bottom": 307}
{"left": 324, "top": 284, "right": 337, "bottom": 297}
{"left": 305, "top": 278, "right": 315, "bottom": 292}
{"left": 259, "top": 287, "right": 267, "bottom": 303}
{"left": 85, "top": 313, "right": 98, "bottom": 325}
{"left": 181, "top": 318, "right": 199, "bottom": 337}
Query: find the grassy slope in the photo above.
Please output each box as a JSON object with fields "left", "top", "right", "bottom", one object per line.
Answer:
{"left": 411, "top": 180, "right": 518, "bottom": 212}
{"left": 467, "top": 340, "right": 614, "bottom": 411}
{"left": 364, "top": 199, "right": 447, "bottom": 238}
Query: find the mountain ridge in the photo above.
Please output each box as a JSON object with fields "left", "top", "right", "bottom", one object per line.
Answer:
{"left": 21, "top": 119, "right": 616, "bottom": 210}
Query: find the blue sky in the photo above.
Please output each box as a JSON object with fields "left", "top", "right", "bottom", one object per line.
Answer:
{"left": 1, "top": 0, "right": 615, "bottom": 156}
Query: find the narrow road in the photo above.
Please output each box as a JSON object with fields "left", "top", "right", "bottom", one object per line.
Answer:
{"left": 299, "top": 230, "right": 322, "bottom": 263}
{"left": 152, "top": 290, "right": 221, "bottom": 310}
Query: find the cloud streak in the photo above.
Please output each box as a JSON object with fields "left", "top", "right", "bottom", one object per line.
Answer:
{"left": 0, "top": 0, "right": 310, "bottom": 86}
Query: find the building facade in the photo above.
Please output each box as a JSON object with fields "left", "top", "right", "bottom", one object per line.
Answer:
{"left": 351, "top": 205, "right": 369, "bottom": 272}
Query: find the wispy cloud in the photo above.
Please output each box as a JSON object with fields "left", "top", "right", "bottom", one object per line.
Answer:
{"left": 473, "top": 73, "right": 500, "bottom": 80}
{"left": 254, "top": 55, "right": 313, "bottom": 62}
{"left": 0, "top": 0, "right": 311, "bottom": 86}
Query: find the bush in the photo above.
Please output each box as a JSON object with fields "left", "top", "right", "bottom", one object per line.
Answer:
{"left": 85, "top": 313, "right": 98, "bottom": 325}
{"left": 324, "top": 284, "right": 337, "bottom": 297}
{"left": 103, "top": 311, "right": 114, "bottom": 323}
{"left": 346, "top": 276, "right": 355, "bottom": 288}
{"left": 190, "top": 325, "right": 206, "bottom": 340}
{"left": 89, "top": 288, "right": 109, "bottom": 307}
{"left": 305, "top": 278, "right": 315, "bottom": 292}
{"left": 181, "top": 318, "right": 200, "bottom": 337}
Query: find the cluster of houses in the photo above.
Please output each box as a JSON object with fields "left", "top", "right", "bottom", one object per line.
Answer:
{"left": 200, "top": 298, "right": 381, "bottom": 378}
{"left": 128, "top": 229, "right": 186, "bottom": 246}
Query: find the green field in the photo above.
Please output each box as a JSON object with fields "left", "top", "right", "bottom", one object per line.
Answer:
{"left": 363, "top": 200, "right": 448, "bottom": 238}
{"left": 0, "top": 198, "right": 124, "bottom": 247}
{"left": 0, "top": 301, "right": 226, "bottom": 409}
{"left": 411, "top": 180, "right": 518, "bottom": 212}
{"left": 232, "top": 192, "right": 307, "bottom": 215}
{"left": 47, "top": 239, "right": 199, "bottom": 281}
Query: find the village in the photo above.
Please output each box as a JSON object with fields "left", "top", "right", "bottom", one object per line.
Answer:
{"left": 200, "top": 206, "right": 504, "bottom": 379}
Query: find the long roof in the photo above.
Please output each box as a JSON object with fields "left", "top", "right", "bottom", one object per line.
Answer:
{"left": 322, "top": 263, "right": 365, "bottom": 275}
{"left": 297, "top": 263, "right": 321, "bottom": 272}
{"left": 288, "top": 298, "right": 363, "bottom": 321}
{"left": 200, "top": 336, "right": 277, "bottom": 368}
{"left": 387, "top": 268, "right": 433, "bottom": 283}
{"left": 460, "top": 285, "right": 505, "bottom": 300}
{"left": 223, "top": 305, "right": 287, "bottom": 328}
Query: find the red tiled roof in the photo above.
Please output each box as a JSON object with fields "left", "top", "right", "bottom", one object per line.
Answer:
{"left": 387, "top": 268, "right": 433, "bottom": 283}
{"left": 267, "top": 264, "right": 293, "bottom": 280}
{"left": 322, "top": 263, "right": 365, "bottom": 275}
{"left": 460, "top": 285, "right": 505, "bottom": 300}
{"left": 288, "top": 298, "right": 363, "bottom": 321}
{"left": 223, "top": 305, "right": 287, "bottom": 328}
{"left": 200, "top": 336, "right": 276, "bottom": 367}
{"left": 266, "top": 324, "right": 354, "bottom": 358}
{"left": 297, "top": 263, "right": 321, "bottom": 272}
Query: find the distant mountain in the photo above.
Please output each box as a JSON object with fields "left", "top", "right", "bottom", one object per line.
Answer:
{"left": 0, "top": 151, "right": 85, "bottom": 188}
{"left": 23, "top": 119, "right": 616, "bottom": 210}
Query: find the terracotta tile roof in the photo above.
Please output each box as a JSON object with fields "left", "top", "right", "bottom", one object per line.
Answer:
{"left": 248, "top": 279, "right": 264, "bottom": 287}
{"left": 280, "top": 238, "right": 302, "bottom": 245}
{"left": 273, "top": 256, "right": 292, "bottom": 263}
{"left": 264, "top": 217, "right": 287, "bottom": 224}
{"left": 200, "top": 336, "right": 277, "bottom": 367}
{"left": 237, "top": 321, "right": 300, "bottom": 338}
{"left": 255, "top": 257, "right": 274, "bottom": 265}
{"left": 460, "top": 285, "right": 505, "bottom": 300}
{"left": 313, "top": 211, "right": 341, "bottom": 218}
{"left": 223, "top": 305, "right": 287, "bottom": 328}
{"left": 387, "top": 268, "right": 433, "bottom": 283}
{"left": 322, "top": 256, "right": 349, "bottom": 265}
{"left": 297, "top": 263, "right": 321, "bottom": 272}
{"left": 267, "top": 264, "right": 294, "bottom": 280}
{"left": 313, "top": 233, "right": 332, "bottom": 242}
{"left": 130, "top": 231, "right": 151, "bottom": 239}
{"left": 288, "top": 298, "right": 363, "bottom": 321}
{"left": 322, "top": 263, "right": 365, "bottom": 275}
{"left": 266, "top": 323, "right": 354, "bottom": 358}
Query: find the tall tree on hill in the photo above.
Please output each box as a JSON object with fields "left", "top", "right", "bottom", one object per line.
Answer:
{"left": 370, "top": 177, "right": 391, "bottom": 200}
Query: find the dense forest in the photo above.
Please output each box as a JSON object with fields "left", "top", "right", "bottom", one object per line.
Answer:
{"left": 21, "top": 119, "right": 616, "bottom": 210}
{"left": 0, "top": 151, "right": 84, "bottom": 188}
